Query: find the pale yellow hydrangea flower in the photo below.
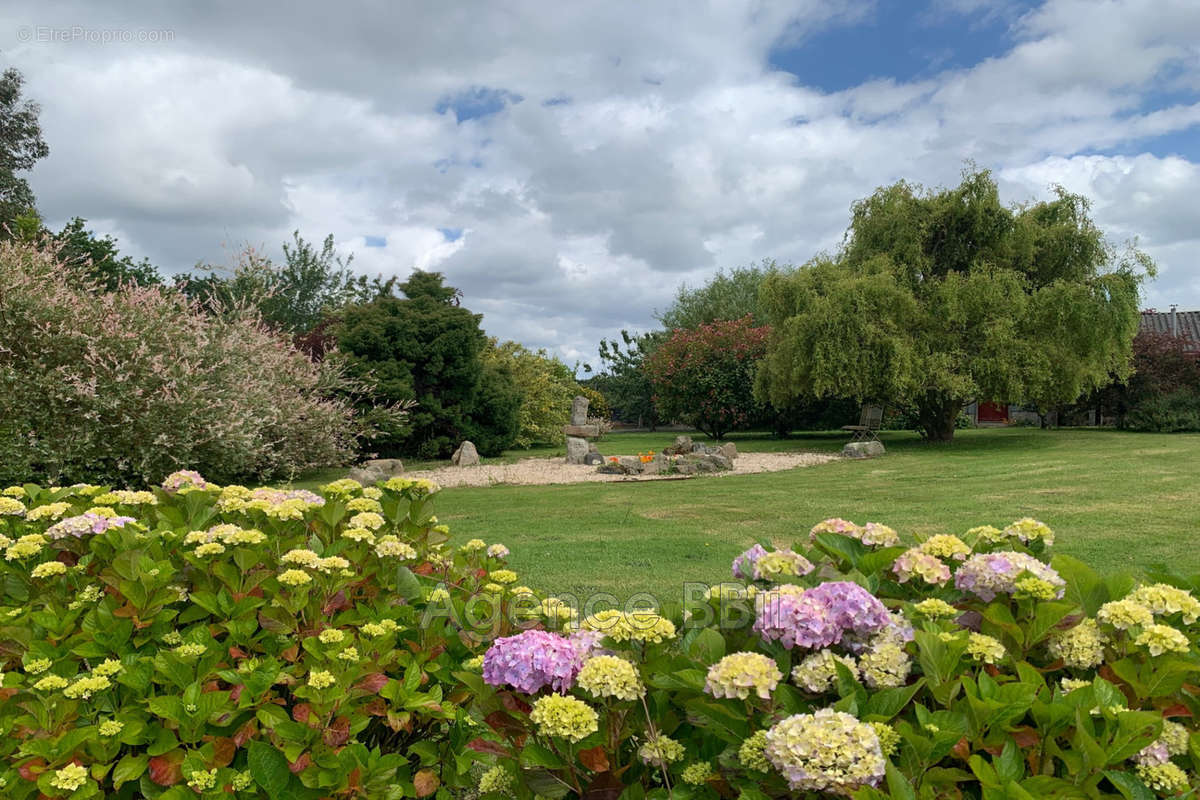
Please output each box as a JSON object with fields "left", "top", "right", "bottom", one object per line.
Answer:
{"left": 529, "top": 694, "right": 598, "bottom": 742}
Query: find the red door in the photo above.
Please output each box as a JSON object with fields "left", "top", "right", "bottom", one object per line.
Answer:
{"left": 977, "top": 402, "right": 1009, "bottom": 423}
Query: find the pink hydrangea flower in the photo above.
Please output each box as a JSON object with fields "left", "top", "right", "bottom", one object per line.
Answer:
{"left": 482, "top": 630, "right": 591, "bottom": 694}
{"left": 161, "top": 470, "right": 208, "bottom": 493}
{"left": 755, "top": 581, "right": 891, "bottom": 650}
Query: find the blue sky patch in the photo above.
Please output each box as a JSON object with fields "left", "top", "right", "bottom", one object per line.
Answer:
{"left": 434, "top": 86, "right": 523, "bottom": 123}
{"left": 768, "top": 1, "right": 1038, "bottom": 93}
{"left": 363, "top": 235, "right": 386, "bottom": 248}
{"left": 439, "top": 227, "right": 463, "bottom": 242}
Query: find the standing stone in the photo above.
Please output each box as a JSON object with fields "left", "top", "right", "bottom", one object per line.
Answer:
{"left": 570, "top": 396, "right": 590, "bottom": 426}
{"left": 719, "top": 442, "right": 738, "bottom": 460}
{"left": 584, "top": 452, "right": 605, "bottom": 465}
{"left": 566, "top": 436, "right": 590, "bottom": 464}
{"left": 451, "top": 441, "right": 480, "bottom": 466}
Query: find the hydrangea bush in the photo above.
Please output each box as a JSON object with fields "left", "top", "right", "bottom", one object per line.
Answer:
{"left": 5, "top": 470, "right": 1200, "bottom": 800}
{"left": 463, "top": 516, "right": 1200, "bottom": 800}
{"left": 0, "top": 473, "right": 504, "bottom": 799}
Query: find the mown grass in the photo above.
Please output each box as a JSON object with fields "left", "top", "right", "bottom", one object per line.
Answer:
{"left": 298, "top": 428, "right": 1200, "bottom": 601}
{"left": 436, "top": 428, "right": 1200, "bottom": 600}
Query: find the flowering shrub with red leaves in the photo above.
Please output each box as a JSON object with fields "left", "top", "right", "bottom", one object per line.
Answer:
{"left": 644, "top": 316, "right": 770, "bottom": 439}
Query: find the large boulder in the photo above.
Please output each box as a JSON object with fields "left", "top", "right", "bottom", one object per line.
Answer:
{"left": 663, "top": 435, "right": 693, "bottom": 456}
{"left": 451, "top": 441, "right": 480, "bottom": 466}
{"left": 719, "top": 442, "right": 738, "bottom": 460}
{"left": 565, "top": 436, "right": 590, "bottom": 464}
{"left": 583, "top": 452, "right": 605, "bottom": 466}
{"left": 347, "top": 458, "right": 404, "bottom": 485}
{"left": 843, "top": 440, "right": 885, "bottom": 459}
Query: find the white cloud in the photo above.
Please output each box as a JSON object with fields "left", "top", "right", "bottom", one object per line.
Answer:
{"left": 0, "top": 0, "right": 1197, "bottom": 362}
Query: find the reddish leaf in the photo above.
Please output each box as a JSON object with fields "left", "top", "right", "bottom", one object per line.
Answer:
{"left": 467, "top": 738, "right": 510, "bottom": 757}
{"left": 233, "top": 721, "right": 257, "bottom": 747}
{"left": 413, "top": 562, "right": 435, "bottom": 576}
{"left": 228, "top": 646, "right": 247, "bottom": 659}
{"left": 202, "top": 680, "right": 220, "bottom": 693}
{"left": 578, "top": 746, "right": 610, "bottom": 772}
{"left": 293, "top": 704, "right": 312, "bottom": 724}
{"left": 149, "top": 751, "right": 184, "bottom": 786}
{"left": 17, "top": 758, "right": 46, "bottom": 781}
{"left": 289, "top": 752, "right": 311, "bottom": 774}
{"left": 499, "top": 692, "right": 531, "bottom": 715}
{"left": 474, "top": 567, "right": 487, "bottom": 579}
{"left": 230, "top": 685, "right": 243, "bottom": 703}
{"left": 951, "top": 737, "right": 971, "bottom": 762}
{"left": 485, "top": 710, "right": 525, "bottom": 736}
{"left": 211, "top": 737, "right": 237, "bottom": 768}
{"left": 323, "top": 717, "right": 351, "bottom": 748}
{"left": 1163, "top": 704, "right": 1192, "bottom": 718}
{"left": 354, "top": 673, "right": 390, "bottom": 693}
{"left": 112, "top": 603, "right": 138, "bottom": 618}
{"left": 1012, "top": 727, "right": 1040, "bottom": 748}
{"left": 281, "top": 645, "right": 299, "bottom": 662}
{"left": 322, "top": 590, "right": 350, "bottom": 616}
{"left": 364, "top": 698, "right": 387, "bottom": 717}
{"left": 582, "top": 770, "right": 623, "bottom": 800}
{"left": 414, "top": 769, "right": 440, "bottom": 797}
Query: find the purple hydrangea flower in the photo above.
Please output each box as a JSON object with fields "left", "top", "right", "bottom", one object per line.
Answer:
{"left": 46, "top": 512, "right": 136, "bottom": 540}
{"left": 482, "top": 630, "right": 588, "bottom": 694}
{"left": 732, "top": 544, "right": 768, "bottom": 581}
{"left": 953, "top": 551, "right": 1065, "bottom": 601}
{"left": 754, "top": 581, "right": 891, "bottom": 650}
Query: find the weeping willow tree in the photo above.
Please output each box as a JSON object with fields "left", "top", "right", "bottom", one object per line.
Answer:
{"left": 756, "top": 168, "right": 1153, "bottom": 441}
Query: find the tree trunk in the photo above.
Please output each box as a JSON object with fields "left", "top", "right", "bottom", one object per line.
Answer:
{"left": 917, "top": 393, "right": 961, "bottom": 442}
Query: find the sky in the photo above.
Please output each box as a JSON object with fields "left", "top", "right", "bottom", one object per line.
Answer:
{"left": 2, "top": 0, "right": 1198, "bottom": 367}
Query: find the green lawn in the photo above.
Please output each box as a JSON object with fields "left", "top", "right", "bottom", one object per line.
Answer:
{"left": 390, "top": 428, "right": 1200, "bottom": 601}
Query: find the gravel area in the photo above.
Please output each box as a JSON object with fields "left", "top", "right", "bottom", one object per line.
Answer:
{"left": 403, "top": 451, "right": 840, "bottom": 488}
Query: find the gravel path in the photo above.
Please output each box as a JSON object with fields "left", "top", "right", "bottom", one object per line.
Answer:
{"left": 403, "top": 451, "right": 840, "bottom": 488}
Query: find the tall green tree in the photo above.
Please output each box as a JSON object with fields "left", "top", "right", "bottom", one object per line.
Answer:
{"left": 0, "top": 68, "right": 49, "bottom": 234}
{"left": 757, "top": 169, "right": 1151, "bottom": 441}
{"left": 592, "top": 329, "right": 664, "bottom": 428}
{"left": 52, "top": 217, "right": 162, "bottom": 289}
{"left": 176, "top": 232, "right": 383, "bottom": 334}
{"left": 335, "top": 271, "right": 519, "bottom": 458}
{"left": 483, "top": 340, "right": 580, "bottom": 447}
{"left": 657, "top": 260, "right": 785, "bottom": 329}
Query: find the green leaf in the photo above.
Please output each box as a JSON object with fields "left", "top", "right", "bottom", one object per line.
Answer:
{"left": 520, "top": 742, "right": 566, "bottom": 769}
{"left": 996, "top": 740, "right": 1024, "bottom": 783}
{"left": 1051, "top": 555, "right": 1109, "bottom": 616}
{"left": 1026, "top": 601, "right": 1076, "bottom": 648}
{"left": 687, "top": 627, "right": 726, "bottom": 663}
{"left": 111, "top": 752, "right": 149, "bottom": 789}
{"left": 885, "top": 761, "right": 917, "bottom": 800}
{"left": 865, "top": 679, "right": 926, "bottom": 721}
{"left": 394, "top": 566, "right": 422, "bottom": 601}
{"left": 815, "top": 532, "right": 867, "bottom": 568}
{"left": 1103, "top": 770, "right": 1156, "bottom": 800}
{"left": 248, "top": 740, "right": 293, "bottom": 800}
